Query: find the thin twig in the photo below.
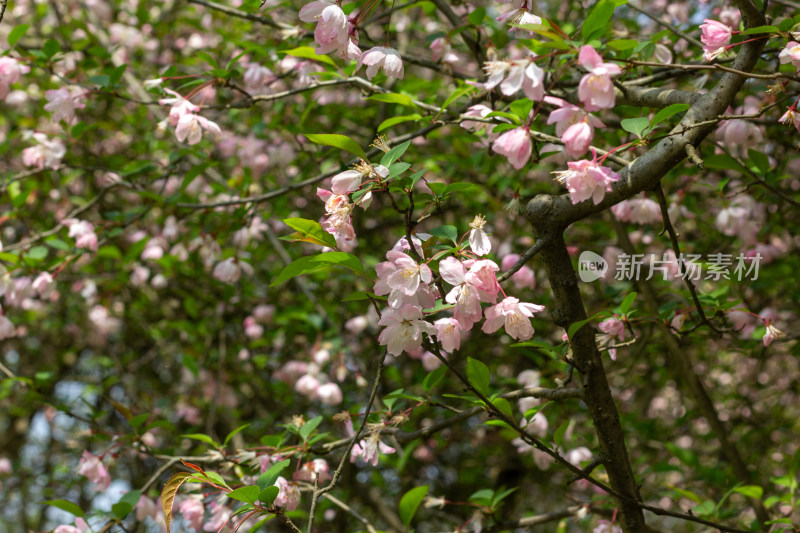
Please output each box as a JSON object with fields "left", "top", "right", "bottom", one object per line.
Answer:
{"left": 627, "top": 3, "right": 705, "bottom": 49}
{"left": 306, "top": 354, "right": 385, "bottom": 533}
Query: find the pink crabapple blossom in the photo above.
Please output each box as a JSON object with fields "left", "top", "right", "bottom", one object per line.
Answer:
{"left": 385, "top": 250, "right": 433, "bottom": 296}
{"left": 430, "top": 37, "right": 459, "bottom": 64}
{"left": 351, "top": 434, "right": 396, "bottom": 466}
{"left": 481, "top": 296, "right": 545, "bottom": 341}
{"left": 175, "top": 112, "right": 222, "bottom": 145}
{"left": 700, "top": 19, "right": 733, "bottom": 61}
{"left": 64, "top": 219, "right": 98, "bottom": 251}
{"left": 22, "top": 132, "right": 66, "bottom": 170}
{"left": 779, "top": 41, "right": 800, "bottom": 71}
{"left": 500, "top": 254, "right": 536, "bottom": 291}
{"left": 481, "top": 59, "right": 545, "bottom": 101}
{"left": 553, "top": 150, "right": 621, "bottom": 205}
{"left": 492, "top": 127, "right": 532, "bottom": 170}
{"left": 468, "top": 214, "right": 491, "bottom": 256}
{"left": 178, "top": 495, "right": 205, "bottom": 531}
{"left": 377, "top": 304, "right": 436, "bottom": 356}
{"left": 358, "top": 46, "right": 404, "bottom": 80}
{"left": 577, "top": 46, "right": 622, "bottom": 111}
{"left": 434, "top": 317, "right": 463, "bottom": 352}
{"left": 0, "top": 57, "right": 30, "bottom": 101}
{"left": 44, "top": 87, "right": 84, "bottom": 124}
{"left": 77, "top": 450, "right": 111, "bottom": 491}
{"left": 763, "top": 322, "right": 785, "bottom": 346}
{"left": 274, "top": 476, "right": 301, "bottom": 510}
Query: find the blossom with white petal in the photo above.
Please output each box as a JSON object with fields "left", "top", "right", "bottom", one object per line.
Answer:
{"left": 468, "top": 214, "right": 491, "bottom": 256}
{"left": 434, "top": 317, "right": 462, "bottom": 352}
{"left": 358, "top": 46, "right": 404, "bottom": 79}
{"left": 377, "top": 304, "right": 436, "bottom": 356}
{"left": 577, "top": 46, "right": 621, "bottom": 111}
{"left": 481, "top": 296, "right": 545, "bottom": 341}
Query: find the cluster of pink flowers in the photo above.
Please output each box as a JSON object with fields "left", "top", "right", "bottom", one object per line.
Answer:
{"left": 298, "top": 0, "right": 404, "bottom": 79}
{"left": 158, "top": 88, "right": 221, "bottom": 145}
{"left": 274, "top": 347, "right": 344, "bottom": 405}
{"left": 64, "top": 218, "right": 99, "bottom": 251}
{"left": 373, "top": 230, "right": 545, "bottom": 357}
{"left": 481, "top": 58, "right": 546, "bottom": 101}
{"left": 611, "top": 197, "right": 662, "bottom": 225}
{"left": 22, "top": 132, "right": 66, "bottom": 170}
{"left": 577, "top": 46, "right": 621, "bottom": 111}
{"left": 316, "top": 161, "right": 386, "bottom": 250}
{"left": 44, "top": 87, "right": 85, "bottom": 124}
{"left": 545, "top": 96, "right": 605, "bottom": 158}
{"left": 0, "top": 57, "right": 29, "bottom": 101}
{"left": 595, "top": 317, "right": 626, "bottom": 360}
{"left": 700, "top": 19, "right": 733, "bottom": 61}
{"left": 496, "top": 0, "right": 542, "bottom": 33}
{"left": 552, "top": 149, "right": 620, "bottom": 205}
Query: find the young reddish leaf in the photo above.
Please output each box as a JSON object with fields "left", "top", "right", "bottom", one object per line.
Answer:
{"left": 181, "top": 459, "right": 206, "bottom": 475}
{"left": 162, "top": 471, "right": 192, "bottom": 533}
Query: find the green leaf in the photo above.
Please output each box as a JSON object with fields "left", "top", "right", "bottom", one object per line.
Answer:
{"left": 195, "top": 51, "right": 219, "bottom": 68}
{"left": 278, "top": 46, "right": 337, "bottom": 67}
{"left": 606, "top": 39, "right": 638, "bottom": 50}
{"left": 43, "top": 499, "right": 85, "bottom": 518}
{"left": 620, "top": 117, "right": 650, "bottom": 139}
{"left": 692, "top": 500, "right": 715, "bottom": 517}
{"left": 258, "top": 485, "right": 280, "bottom": 506}
{"left": 380, "top": 140, "right": 412, "bottom": 167}
{"left": 740, "top": 25, "right": 780, "bottom": 35}
{"left": 90, "top": 74, "right": 111, "bottom": 88}
{"left": 509, "top": 98, "right": 533, "bottom": 121}
{"left": 129, "top": 413, "right": 150, "bottom": 430}
{"left": 422, "top": 366, "right": 447, "bottom": 393}
{"left": 43, "top": 39, "right": 61, "bottom": 59}
{"left": 304, "top": 133, "right": 366, "bottom": 159}
{"left": 704, "top": 154, "right": 748, "bottom": 173}
{"left": 112, "top": 501, "right": 134, "bottom": 520}
{"left": 429, "top": 225, "right": 458, "bottom": 245}
{"left": 552, "top": 420, "right": 570, "bottom": 450}
{"left": 182, "top": 433, "right": 220, "bottom": 448}
{"left": 120, "top": 490, "right": 142, "bottom": 508}
{"left": 227, "top": 485, "right": 261, "bottom": 505}
{"left": 27, "top": 246, "right": 49, "bottom": 260}
{"left": 485, "top": 110, "right": 520, "bottom": 123}
{"left": 205, "top": 471, "right": 232, "bottom": 490}
{"left": 270, "top": 252, "right": 364, "bottom": 287}
{"left": 466, "top": 357, "right": 490, "bottom": 396}
{"left": 733, "top": 485, "right": 763, "bottom": 499}
{"left": 748, "top": 148, "right": 769, "bottom": 173}
{"left": 387, "top": 162, "right": 412, "bottom": 179}
{"left": 670, "top": 486, "right": 703, "bottom": 503}
{"left": 366, "top": 92, "right": 418, "bottom": 108}
{"left": 440, "top": 85, "right": 474, "bottom": 112}
{"left": 223, "top": 424, "right": 250, "bottom": 447}
{"left": 299, "top": 415, "right": 323, "bottom": 441}
{"left": 8, "top": 24, "right": 30, "bottom": 46}
{"left": 567, "top": 318, "right": 592, "bottom": 340}
{"left": 378, "top": 114, "right": 423, "bottom": 132}
{"left": 282, "top": 218, "right": 337, "bottom": 249}
{"left": 468, "top": 6, "right": 485, "bottom": 25}
{"left": 161, "top": 472, "right": 192, "bottom": 533}
{"left": 491, "top": 397, "right": 514, "bottom": 419}
{"left": 257, "top": 459, "right": 291, "bottom": 490}
{"left": 398, "top": 485, "right": 429, "bottom": 526}
{"left": 650, "top": 103, "right": 689, "bottom": 127}
{"left": 581, "top": 0, "right": 620, "bottom": 41}
{"left": 619, "top": 292, "right": 637, "bottom": 314}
